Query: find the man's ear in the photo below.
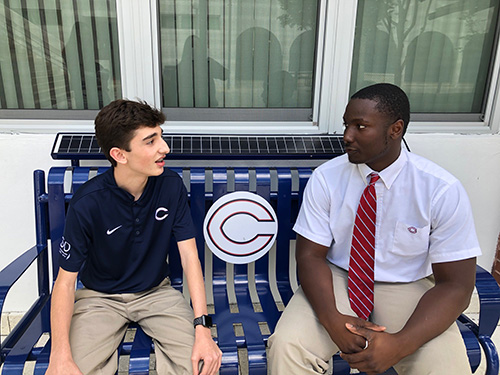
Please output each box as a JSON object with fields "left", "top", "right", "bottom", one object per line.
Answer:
{"left": 389, "top": 119, "right": 404, "bottom": 140}
{"left": 109, "top": 147, "right": 127, "bottom": 165}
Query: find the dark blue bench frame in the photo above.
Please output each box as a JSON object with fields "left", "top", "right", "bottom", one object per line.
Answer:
{"left": 1, "top": 166, "right": 499, "bottom": 374}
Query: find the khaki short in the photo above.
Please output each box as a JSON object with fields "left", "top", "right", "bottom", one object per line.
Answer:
{"left": 69, "top": 278, "right": 195, "bottom": 375}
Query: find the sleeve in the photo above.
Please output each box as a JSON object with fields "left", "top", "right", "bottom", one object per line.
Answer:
{"left": 172, "top": 181, "right": 196, "bottom": 242}
{"left": 428, "top": 180, "right": 482, "bottom": 263}
{"left": 293, "top": 169, "right": 334, "bottom": 247}
{"left": 58, "top": 201, "right": 89, "bottom": 272}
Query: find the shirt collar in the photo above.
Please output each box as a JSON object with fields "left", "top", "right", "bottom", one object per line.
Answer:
{"left": 356, "top": 148, "right": 408, "bottom": 189}
{"left": 105, "top": 167, "right": 138, "bottom": 203}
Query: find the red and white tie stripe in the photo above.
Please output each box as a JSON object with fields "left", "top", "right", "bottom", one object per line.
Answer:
{"left": 348, "top": 173, "right": 379, "bottom": 320}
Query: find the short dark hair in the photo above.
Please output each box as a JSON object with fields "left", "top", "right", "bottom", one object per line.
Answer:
{"left": 95, "top": 99, "right": 166, "bottom": 166}
{"left": 351, "top": 83, "right": 410, "bottom": 135}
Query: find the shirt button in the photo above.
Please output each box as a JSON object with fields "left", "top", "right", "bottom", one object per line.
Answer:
{"left": 136, "top": 230, "right": 140, "bottom": 236}
{"left": 135, "top": 218, "right": 140, "bottom": 223}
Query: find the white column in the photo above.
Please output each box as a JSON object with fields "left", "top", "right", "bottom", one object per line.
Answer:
{"left": 317, "top": 0, "right": 358, "bottom": 134}
{"left": 116, "top": 0, "right": 161, "bottom": 108}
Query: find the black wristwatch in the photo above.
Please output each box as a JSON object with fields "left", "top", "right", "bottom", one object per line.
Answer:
{"left": 193, "top": 314, "right": 213, "bottom": 328}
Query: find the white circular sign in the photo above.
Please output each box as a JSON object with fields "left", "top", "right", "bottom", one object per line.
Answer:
{"left": 203, "top": 191, "right": 278, "bottom": 264}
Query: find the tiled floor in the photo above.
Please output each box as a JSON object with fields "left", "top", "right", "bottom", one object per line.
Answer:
{"left": 1, "top": 291, "right": 499, "bottom": 374}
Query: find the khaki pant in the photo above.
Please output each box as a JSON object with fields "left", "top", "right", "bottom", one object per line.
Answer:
{"left": 268, "top": 264, "right": 471, "bottom": 374}
{"left": 69, "top": 278, "right": 195, "bottom": 375}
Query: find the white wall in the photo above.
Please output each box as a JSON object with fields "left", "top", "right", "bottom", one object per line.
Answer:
{"left": 406, "top": 133, "right": 500, "bottom": 271}
{"left": 0, "top": 133, "right": 69, "bottom": 312}
{"left": 0, "top": 132, "right": 499, "bottom": 312}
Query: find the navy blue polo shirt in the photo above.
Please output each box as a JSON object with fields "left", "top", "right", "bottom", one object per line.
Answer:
{"left": 59, "top": 167, "right": 196, "bottom": 293}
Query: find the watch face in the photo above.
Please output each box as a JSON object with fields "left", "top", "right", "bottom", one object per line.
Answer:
{"left": 194, "top": 315, "right": 212, "bottom": 328}
{"left": 203, "top": 315, "right": 212, "bottom": 327}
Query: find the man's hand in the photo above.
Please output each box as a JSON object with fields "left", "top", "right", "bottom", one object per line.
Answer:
{"left": 331, "top": 315, "right": 386, "bottom": 354}
{"left": 45, "top": 356, "right": 83, "bottom": 375}
{"left": 177, "top": 239, "right": 222, "bottom": 374}
{"left": 191, "top": 326, "right": 222, "bottom": 375}
{"left": 340, "top": 324, "right": 405, "bottom": 375}
{"left": 295, "top": 235, "right": 386, "bottom": 354}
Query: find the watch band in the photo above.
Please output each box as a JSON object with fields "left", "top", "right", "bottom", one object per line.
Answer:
{"left": 193, "top": 314, "right": 213, "bottom": 328}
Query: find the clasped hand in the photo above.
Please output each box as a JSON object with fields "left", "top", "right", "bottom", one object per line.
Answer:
{"left": 339, "top": 320, "right": 404, "bottom": 375}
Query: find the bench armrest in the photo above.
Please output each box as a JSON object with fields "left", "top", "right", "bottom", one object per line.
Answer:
{"left": 475, "top": 264, "right": 500, "bottom": 337}
{"left": 0, "top": 246, "right": 45, "bottom": 319}
{"left": 459, "top": 264, "right": 500, "bottom": 338}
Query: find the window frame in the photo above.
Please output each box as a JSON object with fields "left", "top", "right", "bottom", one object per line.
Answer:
{"left": 0, "top": 0, "right": 499, "bottom": 134}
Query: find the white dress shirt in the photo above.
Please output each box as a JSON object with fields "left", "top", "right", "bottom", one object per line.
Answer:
{"left": 293, "top": 148, "right": 481, "bottom": 282}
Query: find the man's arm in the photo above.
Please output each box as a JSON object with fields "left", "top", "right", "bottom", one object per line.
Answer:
{"left": 46, "top": 268, "right": 82, "bottom": 375}
{"left": 341, "top": 257, "right": 476, "bottom": 374}
{"left": 296, "top": 235, "right": 385, "bottom": 354}
{"left": 177, "top": 238, "right": 222, "bottom": 375}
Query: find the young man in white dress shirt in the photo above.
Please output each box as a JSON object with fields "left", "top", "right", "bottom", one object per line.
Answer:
{"left": 268, "top": 83, "right": 481, "bottom": 374}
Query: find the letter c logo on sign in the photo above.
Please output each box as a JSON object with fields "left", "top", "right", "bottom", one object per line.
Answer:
{"left": 203, "top": 191, "right": 278, "bottom": 264}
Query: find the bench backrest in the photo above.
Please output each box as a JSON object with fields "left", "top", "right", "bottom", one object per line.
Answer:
{"left": 38, "top": 166, "right": 312, "bottom": 348}
{"left": 26, "top": 165, "right": 500, "bottom": 375}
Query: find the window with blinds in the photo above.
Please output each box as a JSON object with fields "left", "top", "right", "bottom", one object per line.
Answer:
{"left": 0, "top": 0, "right": 121, "bottom": 110}
{"left": 351, "top": 0, "right": 500, "bottom": 119}
{"left": 158, "top": 0, "right": 319, "bottom": 121}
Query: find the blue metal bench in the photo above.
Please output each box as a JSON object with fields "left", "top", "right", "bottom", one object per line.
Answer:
{"left": 1, "top": 165, "right": 499, "bottom": 374}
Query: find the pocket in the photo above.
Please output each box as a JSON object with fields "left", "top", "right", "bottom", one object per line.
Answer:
{"left": 390, "top": 221, "right": 430, "bottom": 258}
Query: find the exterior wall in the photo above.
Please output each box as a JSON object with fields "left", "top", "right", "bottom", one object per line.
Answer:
{"left": 1, "top": 131, "right": 499, "bottom": 312}
{"left": 406, "top": 133, "right": 500, "bottom": 275}
{"left": 0, "top": 134, "right": 68, "bottom": 312}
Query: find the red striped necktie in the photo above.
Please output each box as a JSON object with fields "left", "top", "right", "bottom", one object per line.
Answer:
{"left": 348, "top": 173, "right": 380, "bottom": 320}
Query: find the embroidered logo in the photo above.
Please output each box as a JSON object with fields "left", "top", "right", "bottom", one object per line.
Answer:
{"left": 155, "top": 207, "right": 169, "bottom": 221}
{"left": 408, "top": 226, "right": 417, "bottom": 234}
{"left": 107, "top": 225, "right": 123, "bottom": 235}
{"left": 59, "top": 237, "right": 71, "bottom": 260}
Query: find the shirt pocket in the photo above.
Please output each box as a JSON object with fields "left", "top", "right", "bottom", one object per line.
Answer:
{"left": 390, "top": 221, "right": 430, "bottom": 258}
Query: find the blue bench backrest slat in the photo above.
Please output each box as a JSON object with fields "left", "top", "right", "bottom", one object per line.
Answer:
{"left": 47, "top": 167, "right": 68, "bottom": 280}
{"left": 211, "top": 168, "right": 229, "bottom": 278}
{"left": 208, "top": 168, "right": 240, "bottom": 371}
{"left": 72, "top": 167, "right": 91, "bottom": 192}
{"left": 233, "top": 168, "right": 250, "bottom": 281}
{"left": 168, "top": 167, "right": 186, "bottom": 289}
{"left": 275, "top": 168, "right": 294, "bottom": 304}
{"left": 254, "top": 168, "right": 271, "bottom": 278}
{"left": 189, "top": 167, "right": 207, "bottom": 268}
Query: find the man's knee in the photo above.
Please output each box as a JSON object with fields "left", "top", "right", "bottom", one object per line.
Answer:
{"left": 394, "top": 323, "right": 471, "bottom": 374}
{"left": 268, "top": 323, "right": 297, "bottom": 355}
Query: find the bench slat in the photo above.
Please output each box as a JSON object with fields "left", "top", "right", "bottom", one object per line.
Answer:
{"left": 33, "top": 339, "right": 50, "bottom": 375}
{"left": 129, "top": 328, "right": 152, "bottom": 374}
{"left": 210, "top": 168, "right": 240, "bottom": 372}
{"left": 2, "top": 313, "right": 44, "bottom": 375}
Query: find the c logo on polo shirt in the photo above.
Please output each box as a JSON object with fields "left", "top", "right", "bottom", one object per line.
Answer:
{"left": 203, "top": 191, "right": 278, "bottom": 264}
{"left": 155, "top": 207, "right": 169, "bottom": 221}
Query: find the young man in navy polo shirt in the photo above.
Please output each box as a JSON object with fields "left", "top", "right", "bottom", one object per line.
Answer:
{"left": 46, "top": 100, "right": 222, "bottom": 375}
